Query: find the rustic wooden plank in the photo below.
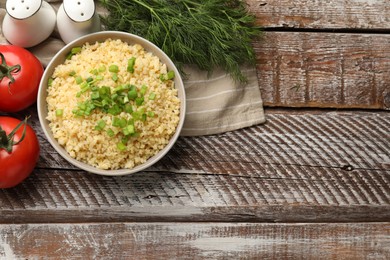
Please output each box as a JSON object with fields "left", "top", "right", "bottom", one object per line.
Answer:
{"left": 9, "top": 106, "right": 390, "bottom": 172}
{"left": 253, "top": 32, "right": 390, "bottom": 109}
{"left": 0, "top": 222, "right": 389, "bottom": 259}
{"left": 248, "top": 0, "right": 390, "bottom": 29}
{"left": 0, "top": 168, "right": 389, "bottom": 223}
{"left": 1, "top": 107, "right": 389, "bottom": 223}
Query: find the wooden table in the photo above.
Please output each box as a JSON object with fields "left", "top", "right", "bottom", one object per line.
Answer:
{"left": 1, "top": 0, "right": 389, "bottom": 259}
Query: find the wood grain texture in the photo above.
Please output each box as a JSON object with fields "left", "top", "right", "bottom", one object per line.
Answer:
{"left": 0, "top": 1, "right": 389, "bottom": 256}
{"left": 247, "top": 0, "right": 390, "bottom": 30}
{"left": 13, "top": 107, "right": 390, "bottom": 172}
{"left": 253, "top": 32, "right": 390, "bottom": 109}
{"left": 0, "top": 223, "right": 389, "bottom": 259}
{"left": 0, "top": 107, "right": 388, "bottom": 223}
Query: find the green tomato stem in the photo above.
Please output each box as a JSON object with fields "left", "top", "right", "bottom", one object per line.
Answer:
{"left": 0, "top": 117, "right": 28, "bottom": 153}
{"left": 0, "top": 52, "right": 21, "bottom": 87}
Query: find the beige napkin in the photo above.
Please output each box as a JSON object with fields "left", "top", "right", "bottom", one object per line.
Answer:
{"left": 181, "top": 65, "right": 265, "bottom": 136}
{"left": 0, "top": 0, "right": 265, "bottom": 136}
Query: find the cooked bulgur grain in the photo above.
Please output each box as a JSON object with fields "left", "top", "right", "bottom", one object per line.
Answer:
{"left": 46, "top": 39, "right": 180, "bottom": 170}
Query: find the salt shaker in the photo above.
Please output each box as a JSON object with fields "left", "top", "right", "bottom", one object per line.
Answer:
{"left": 2, "top": 0, "right": 56, "bottom": 48}
{"left": 56, "top": 0, "right": 101, "bottom": 44}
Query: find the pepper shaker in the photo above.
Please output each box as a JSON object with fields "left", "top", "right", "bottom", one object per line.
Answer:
{"left": 56, "top": 0, "right": 101, "bottom": 44}
{"left": 2, "top": 0, "right": 56, "bottom": 48}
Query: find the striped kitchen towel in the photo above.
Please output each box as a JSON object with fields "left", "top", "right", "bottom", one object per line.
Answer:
{"left": 0, "top": 0, "right": 266, "bottom": 136}
{"left": 181, "top": 65, "right": 265, "bottom": 136}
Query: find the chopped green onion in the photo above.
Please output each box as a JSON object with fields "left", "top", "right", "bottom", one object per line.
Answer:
{"left": 140, "top": 85, "right": 148, "bottom": 95}
{"left": 137, "top": 107, "right": 145, "bottom": 114}
{"left": 92, "top": 100, "right": 103, "bottom": 107}
{"left": 148, "top": 92, "right": 156, "bottom": 100}
{"left": 66, "top": 46, "right": 82, "bottom": 60}
{"left": 112, "top": 117, "right": 127, "bottom": 128}
{"left": 48, "top": 78, "right": 54, "bottom": 87}
{"left": 95, "top": 120, "right": 106, "bottom": 130}
{"left": 99, "top": 86, "right": 111, "bottom": 96}
{"left": 124, "top": 104, "right": 133, "bottom": 113}
{"left": 71, "top": 68, "right": 159, "bottom": 139}
{"left": 91, "top": 91, "right": 100, "bottom": 100}
{"left": 69, "top": 71, "right": 76, "bottom": 76}
{"left": 102, "top": 99, "right": 110, "bottom": 108}
{"left": 79, "top": 103, "right": 87, "bottom": 111}
{"left": 128, "top": 89, "right": 137, "bottom": 100}
{"left": 122, "top": 84, "right": 131, "bottom": 90}
{"left": 106, "top": 128, "right": 115, "bottom": 137}
{"left": 119, "top": 119, "right": 127, "bottom": 128}
{"left": 86, "top": 77, "right": 94, "bottom": 83}
{"left": 123, "top": 124, "right": 135, "bottom": 135}
{"left": 56, "top": 109, "right": 63, "bottom": 117}
{"left": 167, "top": 70, "right": 175, "bottom": 80}
{"left": 72, "top": 109, "right": 83, "bottom": 117}
{"left": 111, "top": 93, "right": 118, "bottom": 100}
{"left": 71, "top": 47, "right": 82, "bottom": 54}
{"left": 121, "top": 136, "right": 129, "bottom": 144}
{"left": 85, "top": 103, "right": 95, "bottom": 115}
{"left": 117, "top": 142, "right": 126, "bottom": 151}
{"left": 132, "top": 111, "right": 141, "bottom": 121}
{"left": 75, "top": 76, "right": 83, "bottom": 84}
{"left": 127, "top": 57, "right": 136, "bottom": 73}
{"left": 160, "top": 70, "right": 175, "bottom": 81}
{"left": 107, "top": 104, "right": 121, "bottom": 115}
{"left": 113, "top": 85, "right": 124, "bottom": 93}
{"left": 109, "top": 64, "right": 119, "bottom": 73}
{"left": 112, "top": 117, "right": 120, "bottom": 127}
{"left": 72, "top": 100, "right": 96, "bottom": 116}
{"left": 80, "top": 84, "right": 90, "bottom": 93}
{"left": 80, "top": 81, "right": 88, "bottom": 89}
{"left": 135, "top": 96, "right": 144, "bottom": 106}
{"left": 98, "top": 65, "right": 106, "bottom": 72}
{"left": 90, "top": 69, "right": 98, "bottom": 75}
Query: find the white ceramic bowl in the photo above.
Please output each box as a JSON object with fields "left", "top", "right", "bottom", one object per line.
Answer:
{"left": 37, "top": 31, "right": 186, "bottom": 176}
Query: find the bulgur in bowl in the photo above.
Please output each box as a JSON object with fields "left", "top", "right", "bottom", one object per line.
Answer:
{"left": 37, "top": 31, "right": 186, "bottom": 176}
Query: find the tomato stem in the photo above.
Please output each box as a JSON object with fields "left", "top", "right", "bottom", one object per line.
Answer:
{"left": 0, "top": 52, "right": 21, "bottom": 87}
{"left": 0, "top": 117, "right": 28, "bottom": 153}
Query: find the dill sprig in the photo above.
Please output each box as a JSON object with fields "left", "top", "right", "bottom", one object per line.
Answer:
{"left": 99, "top": 0, "right": 262, "bottom": 82}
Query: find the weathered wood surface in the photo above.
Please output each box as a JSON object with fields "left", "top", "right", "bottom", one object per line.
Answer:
{"left": 1, "top": 0, "right": 390, "bottom": 257}
{"left": 1, "top": 222, "right": 389, "bottom": 259}
{"left": 1, "top": 107, "right": 388, "bottom": 223}
{"left": 248, "top": 0, "right": 390, "bottom": 109}
{"left": 254, "top": 32, "right": 390, "bottom": 109}
{"left": 248, "top": 0, "right": 390, "bottom": 29}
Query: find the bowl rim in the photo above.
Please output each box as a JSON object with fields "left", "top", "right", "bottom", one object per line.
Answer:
{"left": 37, "top": 31, "right": 186, "bottom": 176}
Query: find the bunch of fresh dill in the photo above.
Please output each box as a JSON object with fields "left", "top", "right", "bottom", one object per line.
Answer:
{"left": 99, "top": 0, "right": 261, "bottom": 82}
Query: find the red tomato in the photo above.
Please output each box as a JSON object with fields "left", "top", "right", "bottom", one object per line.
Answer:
{"left": 0, "top": 117, "right": 40, "bottom": 188}
{"left": 0, "top": 45, "right": 43, "bottom": 112}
